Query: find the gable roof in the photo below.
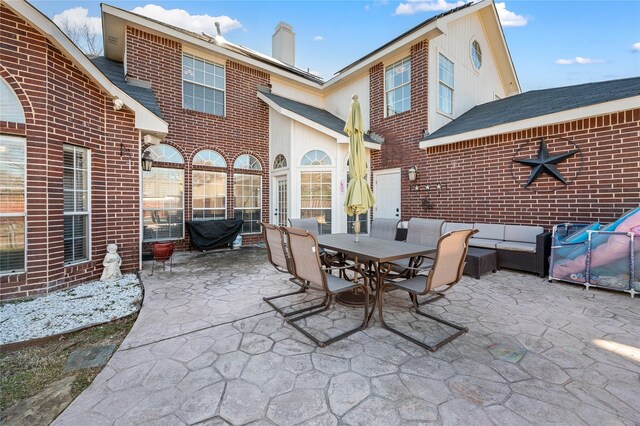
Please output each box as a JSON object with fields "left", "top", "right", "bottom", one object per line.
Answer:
{"left": 3, "top": 0, "right": 167, "bottom": 136}
{"left": 420, "top": 77, "right": 640, "bottom": 147}
{"left": 257, "top": 90, "right": 381, "bottom": 150}
{"left": 91, "top": 57, "right": 163, "bottom": 119}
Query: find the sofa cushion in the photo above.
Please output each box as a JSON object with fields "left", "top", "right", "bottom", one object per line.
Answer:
{"left": 443, "top": 222, "right": 474, "bottom": 234}
{"left": 473, "top": 223, "right": 505, "bottom": 241}
{"left": 504, "top": 225, "right": 544, "bottom": 244}
{"left": 469, "top": 238, "right": 503, "bottom": 249}
{"left": 407, "top": 218, "right": 444, "bottom": 247}
{"left": 497, "top": 241, "right": 537, "bottom": 253}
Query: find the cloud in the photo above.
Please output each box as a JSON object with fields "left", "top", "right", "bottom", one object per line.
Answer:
{"left": 555, "top": 57, "right": 604, "bottom": 65}
{"left": 53, "top": 7, "right": 102, "bottom": 35}
{"left": 632, "top": 42, "right": 640, "bottom": 52}
{"left": 395, "top": 0, "right": 465, "bottom": 15}
{"left": 313, "top": 35, "right": 324, "bottom": 41}
{"left": 495, "top": 2, "right": 528, "bottom": 27}
{"left": 131, "top": 4, "right": 242, "bottom": 35}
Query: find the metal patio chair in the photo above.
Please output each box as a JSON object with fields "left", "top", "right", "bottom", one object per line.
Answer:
{"left": 288, "top": 218, "right": 321, "bottom": 235}
{"left": 261, "top": 223, "right": 329, "bottom": 318}
{"left": 282, "top": 227, "right": 370, "bottom": 347}
{"left": 370, "top": 218, "right": 400, "bottom": 241}
{"left": 388, "top": 218, "right": 444, "bottom": 279}
{"left": 378, "top": 229, "right": 478, "bottom": 352}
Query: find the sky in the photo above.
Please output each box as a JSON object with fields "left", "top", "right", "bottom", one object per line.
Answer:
{"left": 31, "top": 0, "right": 640, "bottom": 91}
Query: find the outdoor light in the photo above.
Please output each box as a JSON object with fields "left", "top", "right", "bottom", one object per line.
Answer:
{"left": 407, "top": 166, "right": 417, "bottom": 182}
{"left": 141, "top": 151, "right": 154, "bottom": 172}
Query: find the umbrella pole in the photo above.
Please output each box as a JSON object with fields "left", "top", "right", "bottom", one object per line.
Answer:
{"left": 354, "top": 213, "right": 360, "bottom": 243}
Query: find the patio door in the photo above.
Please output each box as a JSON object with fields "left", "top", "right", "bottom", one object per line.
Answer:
{"left": 373, "top": 168, "right": 401, "bottom": 220}
{"left": 273, "top": 176, "right": 288, "bottom": 226}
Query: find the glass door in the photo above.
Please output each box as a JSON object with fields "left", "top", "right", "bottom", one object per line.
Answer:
{"left": 273, "top": 176, "right": 288, "bottom": 227}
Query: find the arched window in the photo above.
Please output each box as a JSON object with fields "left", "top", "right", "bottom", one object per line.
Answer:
{"left": 301, "top": 150, "right": 331, "bottom": 166}
{"left": 273, "top": 154, "right": 287, "bottom": 169}
{"left": 193, "top": 149, "right": 226, "bottom": 168}
{"left": 192, "top": 150, "right": 227, "bottom": 220}
{"left": 0, "top": 78, "right": 25, "bottom": 124}
{"left": 233, "top": 154, "right": 262, "bottom": 234}
{"left": 300, "top": 150, "right": 332, "bottom": 234}
{"left": 145, "top": 144, "right": 184, "bottom": 164}
{"left": 142, "top": 144, "right": 184, "bottom": 241}
{"left": 234, "top": 154, "right": 261, "bottom": 170}
{"left": 471, "top": 40, "right": 482, "bottom": 70}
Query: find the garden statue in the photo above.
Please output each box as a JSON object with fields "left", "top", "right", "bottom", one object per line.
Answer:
{"left": 101, "top": 243, "right": 123, "bottom": 281}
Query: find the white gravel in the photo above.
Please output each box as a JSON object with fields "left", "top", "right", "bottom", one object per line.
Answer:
{"left": 0, "top": 274, "right": 142, "bottom": 345}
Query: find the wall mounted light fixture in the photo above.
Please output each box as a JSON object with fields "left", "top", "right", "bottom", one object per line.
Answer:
{"left": 407, "top": 166, "right": 417, "bottom": 182}
{"left": 141, "top": 151, "right": 154, "bottom": 172}
{"left": 113, "top": 98, "right": 124, "bottom": 111}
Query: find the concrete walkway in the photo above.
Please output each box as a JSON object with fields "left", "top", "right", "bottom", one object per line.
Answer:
{"left": 55, "top": 248, "right": 640, "bottom": 425}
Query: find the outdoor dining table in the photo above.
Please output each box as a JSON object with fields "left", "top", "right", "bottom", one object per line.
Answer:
{"left": 316, "top": 233, "right": 436, "bottom": 325}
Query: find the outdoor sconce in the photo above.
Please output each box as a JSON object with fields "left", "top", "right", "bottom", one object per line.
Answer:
{"left": 141, "top": 151, "right": 154, "bottom": 171}
{"left": 113, "top": 98, "right": 124, "bottom": 111}
{"left": 407, "top": 166, "right": 417, "bottom": 182}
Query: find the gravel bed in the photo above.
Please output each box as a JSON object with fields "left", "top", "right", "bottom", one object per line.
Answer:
{"left": 0, "top": 274, "right": 142, "bottom": 345}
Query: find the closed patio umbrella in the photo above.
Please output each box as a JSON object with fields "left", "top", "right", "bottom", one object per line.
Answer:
{"left": 344, "top": 95, "right": 375, "bottom": 242}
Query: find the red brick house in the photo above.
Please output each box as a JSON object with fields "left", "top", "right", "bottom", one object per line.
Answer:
{"left": 1, "top": 0, "right": 638, "bottom": 299}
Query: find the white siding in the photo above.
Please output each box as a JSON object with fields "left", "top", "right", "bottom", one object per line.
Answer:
{"left": 429, "top": 13, "right": 506, "bottom": 134}
{"left": 270, "top": 76, "right": 324, "bottom": 108}
{"left": 324, "top": 76, "right": 371, "bottom": 133}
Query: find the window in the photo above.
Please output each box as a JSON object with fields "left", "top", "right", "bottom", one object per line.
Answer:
{"left": 0, "top": 78, "right": 25, "bottom": 123}
{"left": 346, "top": 159, "right": 368, "bottom": 235}
{"left": 183, "top": 53, "right": 225, "bottom": 116}
{"left": 142, "top": 145, "right": 184, "bottom": 241}
{"left": 234, "top": 154, "right": 262, "bottom": 170}
{"left": 234, "top": 174, "right": 262, "bottom": 234}
{"left": 63, "top": 145, "right": 90, "bottom": 264}
{"left": 471, "top": 40, "right": 482, "bottom": 70}
{"left": 233, "top": 155, "right": 262, "bottom": 234}
{"left": 300, "top": 150, "right": 332, "bottom": 234}
{"left": 273, "top": 154, "right": 287, "bottom": 169}
{"left": 193, "top": 150, "right": 227, "bottom": 221}
{"left": 0, "top": 135, "right": 26, "bottom": 274}
{"left": 438, "top": 54, "right": 454, "bottom": 115}
{"left": 385, "top": 57, "right": 411, "bottom": 116}
{"left": 300, "top": 150, "right": 331, "bottom": 166}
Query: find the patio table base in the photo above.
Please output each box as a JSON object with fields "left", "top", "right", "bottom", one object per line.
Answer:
{"left": 335, "top": 289, "right": 375, "bottom": 307}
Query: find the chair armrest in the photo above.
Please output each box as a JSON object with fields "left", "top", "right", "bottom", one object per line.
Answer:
{"left": 536, "top": 231, "right": 552, "bottom": 276}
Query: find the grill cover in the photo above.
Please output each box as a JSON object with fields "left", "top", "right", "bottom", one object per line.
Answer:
{"left": 186, "top": 219, "right": 244, "bottom": 251}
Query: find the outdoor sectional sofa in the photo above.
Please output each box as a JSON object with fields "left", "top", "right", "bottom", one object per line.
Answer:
{"left": 398, "top": 220, "right": 552, "bottom": 277}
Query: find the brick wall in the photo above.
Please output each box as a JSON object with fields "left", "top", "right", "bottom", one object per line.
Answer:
{"left": 412, "top": 110, "right": 640, "bottom": 227}
{"left": 369, "top": 41, "right": 429, "bottom": 212}
{"left": 1, "top": 6, "right": 140, "bottom": 299}
{"left": 126, "top": 27, "right": 270, "bottom": 247}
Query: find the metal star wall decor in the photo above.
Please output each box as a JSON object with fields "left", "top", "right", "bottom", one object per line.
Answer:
{"left": 513, "top": 138, "right": 579, "bottom": 188}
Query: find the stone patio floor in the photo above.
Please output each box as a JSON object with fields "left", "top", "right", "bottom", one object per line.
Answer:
{"left": 54, "top": 247, "right": 640, "bottom": 425}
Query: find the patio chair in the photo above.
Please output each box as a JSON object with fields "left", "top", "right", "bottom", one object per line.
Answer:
{"left": 288, "top": 218, "right": 320, "bottom": 235}
{"left": 282, "top": 227, "right": 370, "bottom": 347}
{"left": 378, "top": 229, "right": 477, "bottom": 352}
{"left": 370, "top": 218, "right": 400, "bottom": 241}
{"left": 261, "top": 223, "right": 328, "bottom": 318}
{"left": 389, "top": 218, "right": 444, "bottom": 278}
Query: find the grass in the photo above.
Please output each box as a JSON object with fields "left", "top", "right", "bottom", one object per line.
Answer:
{"left": 0, "top": 314, "right": 137, "bottom": 413}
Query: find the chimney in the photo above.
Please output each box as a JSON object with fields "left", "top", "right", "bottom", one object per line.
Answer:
{"left": 272, "top": 22, "right": 295, "bottom": 66}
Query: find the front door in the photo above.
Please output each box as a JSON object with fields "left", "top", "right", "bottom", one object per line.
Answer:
{"left": 273, "top": 176, "right": 288, "bottom": 226}
{"left": 373, "top": 169, "right": 401, "bottom": 220}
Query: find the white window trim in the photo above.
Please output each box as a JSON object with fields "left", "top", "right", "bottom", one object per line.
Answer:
{"left": 233, "top": 173, "right": 263, "bottom": 235}
{"left": 469, "top": 38, "right": 482, "bottom": 73}
{"left": 182, "top": 52, "right": 226, "bottom": 117}
{"left": 384, "top": 56, "right": 412, "bottom": 118}
{"left": 192, "top": 170, "right": 227, "bottom": 221}
{"left": 437, "top": 52, "right": 455, "bottom": 119}
{"left": 0, "top": 135, "right": 27, "bottom": 275}
{"left": 63, "top": 145, "right": 92, "bottom": 266}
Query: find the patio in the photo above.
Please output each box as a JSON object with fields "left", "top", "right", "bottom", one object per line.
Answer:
{"left": 55, "top": 247, "right": 639, "bottom": 425}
